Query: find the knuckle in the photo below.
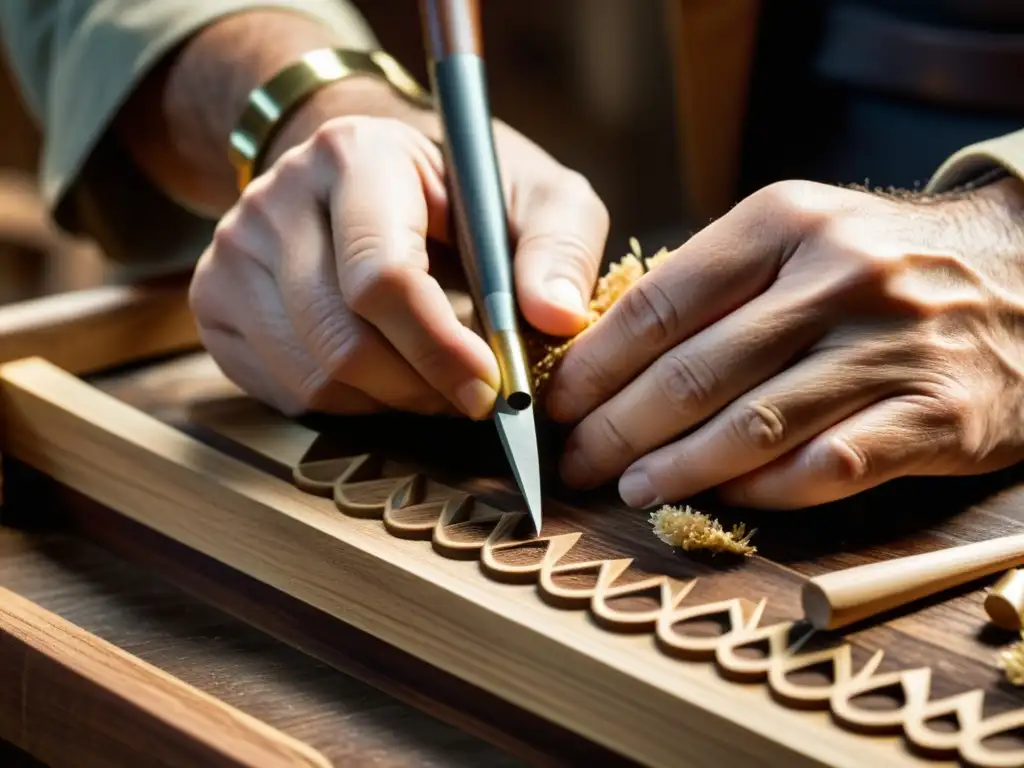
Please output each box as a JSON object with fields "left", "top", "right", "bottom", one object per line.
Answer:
{"left": 312, "top": 115, "right": 381, "bottom": 170}
{"left": 343, "top": 261, "right": 421, "bottom": 317}
{"left": 589, "top": 412, "right": 639, "bottom": 463}
{"left": 561, "top": 347, "right": 616, "bottom": 400}
{"left": 655, "top": 351, "right": 717, "bottom": 413}
{"left": 210, "top": 208, "right": 245, "bottom": 254}
{"left": 405, "top": 338, "right": 456, "bottom": 378}
{"left": 732, "top": 400, "right": 787, "bottom": 451}
{"left": 752, "top": 179, "right": 811, "bottom": 214}
{"left": 750, "top": 179, "right": 831, "bottom": 235}
{"left": 238, "top": 171, "right": 278, "bottom": 218}
{"left": 269, "top": 146, "right": 307, "bottom": 182}
{"left": 615, "top": 278, "right": 680, "bottom": 346}
{"left": 824, "top": 435, "right": 871, "bottom": 483}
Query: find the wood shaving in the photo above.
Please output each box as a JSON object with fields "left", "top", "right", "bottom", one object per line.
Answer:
{"left": 1000, "top": 633, "right": 1024, "bottom": 686}
{"left": 525, "top": 237, "right": 671, "bottom": 404}
{"left": 649, "top": 504, "right": 757, "bottom": 557}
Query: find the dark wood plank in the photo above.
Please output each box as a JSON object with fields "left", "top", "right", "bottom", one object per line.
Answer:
{"left": 84, "top": 351, "right": 1024, "bottom": 762}
{"left": 0, "top": 458, "right": 632, "bottom": 768}
{"left": 0, "top": 524, "right": 536, "bottom": 766}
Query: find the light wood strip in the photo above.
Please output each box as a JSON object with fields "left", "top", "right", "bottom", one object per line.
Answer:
{"left": 0, "top": 282, "right": 198, "bottom": 375}
{"left": 0, "top": 585, "right": 330, "bottom": 767}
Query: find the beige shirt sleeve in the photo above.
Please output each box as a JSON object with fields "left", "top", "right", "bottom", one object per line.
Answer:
{"left": 0, "top": 0, "right": 378, "bottom": 281}
{"left": 927, "top": 128, "right": 1024, "bottom": 193}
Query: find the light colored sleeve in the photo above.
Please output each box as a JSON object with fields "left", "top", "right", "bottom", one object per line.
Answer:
{"left": 926, "top": 128, "right": 1024, "bottom": 193}
{"left": 0, "top": 0, "right": 378, "bottom": 280}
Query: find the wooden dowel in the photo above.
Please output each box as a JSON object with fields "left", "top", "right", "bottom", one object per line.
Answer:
{"left": 0, "top": 585, "right": 331, "bottom": 768}
{"left": 985, "top": 568, "right": 1024, "bottom": 631}
{"left": 801, "top": 533, "right": 1024, "bottom": 631}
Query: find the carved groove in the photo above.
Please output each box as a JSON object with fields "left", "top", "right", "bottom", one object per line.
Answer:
{"left": 293, "top": 455, "right": 1024, "bottom": 768}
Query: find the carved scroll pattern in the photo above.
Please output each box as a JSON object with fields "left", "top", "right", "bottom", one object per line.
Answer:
{"left": 293, "top": 455, "right": 1024, "bottom": 768}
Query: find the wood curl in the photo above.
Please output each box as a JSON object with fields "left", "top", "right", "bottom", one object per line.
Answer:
{"left": 293, "top": 455, "right": 1024, "bottom": 768}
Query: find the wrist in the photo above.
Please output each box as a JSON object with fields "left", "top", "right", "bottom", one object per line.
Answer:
{"left": 941, "top": 174, "right": 1024, "bottom": 284}
{"left": 262, "top": 74, "right": 441, "bottom": 169}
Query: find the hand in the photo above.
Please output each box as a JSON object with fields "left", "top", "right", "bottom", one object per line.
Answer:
{"left": 189, "top": 84, "right": 608, "bottom": 419}
{"left": 548, "top": 176, "right": 1024, "bottom": 509}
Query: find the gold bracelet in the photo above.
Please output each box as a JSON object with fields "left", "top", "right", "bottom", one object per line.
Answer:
{"left": 228, "top": 48, "right": 432, "bottom": 191}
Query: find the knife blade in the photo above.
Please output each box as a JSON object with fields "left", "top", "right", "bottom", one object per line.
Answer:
{"left": 494, "top": 397, "right": 542, "bottom": 533}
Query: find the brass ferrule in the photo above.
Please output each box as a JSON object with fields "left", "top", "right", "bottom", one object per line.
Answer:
{"left": 490, "top": 330, "right": 532, "bottom": 410}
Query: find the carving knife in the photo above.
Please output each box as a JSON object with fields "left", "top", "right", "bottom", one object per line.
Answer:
{"left": 419, "top": 0, "right": 543, "bottom": 533}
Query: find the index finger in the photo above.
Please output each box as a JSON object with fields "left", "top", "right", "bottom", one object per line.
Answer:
{"left": 546, "top": 184, "right": 800, "bottom": 424}
{"left": 324, "top": 119, "right": 501, "bottom": 419}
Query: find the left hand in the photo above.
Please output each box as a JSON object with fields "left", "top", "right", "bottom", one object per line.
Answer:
{"left": 547, "top": 177, "right": 1024, "bottom": 509}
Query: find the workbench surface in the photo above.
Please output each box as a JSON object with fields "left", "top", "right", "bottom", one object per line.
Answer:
{"left": 0, "top": 525, "right": 522, "bottom": 767}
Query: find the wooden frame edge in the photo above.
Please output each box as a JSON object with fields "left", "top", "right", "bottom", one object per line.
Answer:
{"left": 0, "top": 584, "right": 329, "bottom": 767}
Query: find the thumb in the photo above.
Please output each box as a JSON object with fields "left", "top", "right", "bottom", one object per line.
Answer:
{"left": 512, "top": 174, "right": 609, "bottom": 337}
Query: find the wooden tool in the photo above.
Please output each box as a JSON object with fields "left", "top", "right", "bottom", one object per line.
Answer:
{"left": 0, "top": 584, "right": 329, "bottom": 767}
{"left": 802, "top": 533, "right": 1024, "bottom": 631}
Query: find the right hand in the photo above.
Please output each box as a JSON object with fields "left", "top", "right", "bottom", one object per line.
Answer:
{"left": 189, "top": 113, "right": 608, "bottom": 419}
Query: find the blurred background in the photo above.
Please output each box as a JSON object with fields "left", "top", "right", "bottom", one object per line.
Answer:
{"left": 0, "top": 0, "right": 687, "bottom": 306}
{"left": 4, "top": 0, "right": 1021, "bottom": 311}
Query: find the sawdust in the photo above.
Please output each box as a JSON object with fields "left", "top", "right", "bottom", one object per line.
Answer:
{"left": 649, "top": 505, "right": 757, "bottom": 557}
{"left": 1000, "top": 634, "right": 1024, "bottom": 686}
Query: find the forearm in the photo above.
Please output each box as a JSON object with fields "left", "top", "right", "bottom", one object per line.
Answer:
{"left": 115, "top": 8, "right": 436, "bottom": 216}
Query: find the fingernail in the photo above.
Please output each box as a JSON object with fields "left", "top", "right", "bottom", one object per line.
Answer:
{"left": 559, "top": 445, "right": 592, "bottom": 488}
{"left": 548, "top": 277, "right": 586, "bottom": 313}
{"left": 454, "top": 379, "right": 497, "bottom": 420}
{"left": 619, "top": 468, "right": 660, "bottom": 508}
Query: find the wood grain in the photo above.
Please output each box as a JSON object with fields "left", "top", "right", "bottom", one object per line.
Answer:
{"left": 0, "top": 521, "right": 540, "bottom": 768}
{"left": 150, "top": 355, "right": 1024, "bottom": 766}
{"left": 0, "top": 280, "right": 197, "bottom": 375}
{"left": 0, "top": 458, "right": 625, "bottom": 767}
{"left": 0, "top": 584, "right": 330, "bottom": 768}
{"left": 0, "top": 356, "right": 902, "bottom": 768}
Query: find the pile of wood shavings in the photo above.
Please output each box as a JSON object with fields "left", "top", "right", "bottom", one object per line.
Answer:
{"left": 524, "top": 237, "right": 671, "bottom": 404}
{"left": 1000, "top": 634, "right": 1024, "bottom": 686}
{"left": 649, "top": 505, "right": 757, "bottom": 557}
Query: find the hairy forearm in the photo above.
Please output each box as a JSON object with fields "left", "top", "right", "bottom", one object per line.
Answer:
{"left": 114, "top": 9, "right": 434, "bottom": 216}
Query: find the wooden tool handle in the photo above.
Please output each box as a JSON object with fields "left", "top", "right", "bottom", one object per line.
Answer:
{"left": 801, "top": 533, "right": 1024, "bottom": 630}
{"left": 420, "top": 0, "right": 482, "bottom": 60}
